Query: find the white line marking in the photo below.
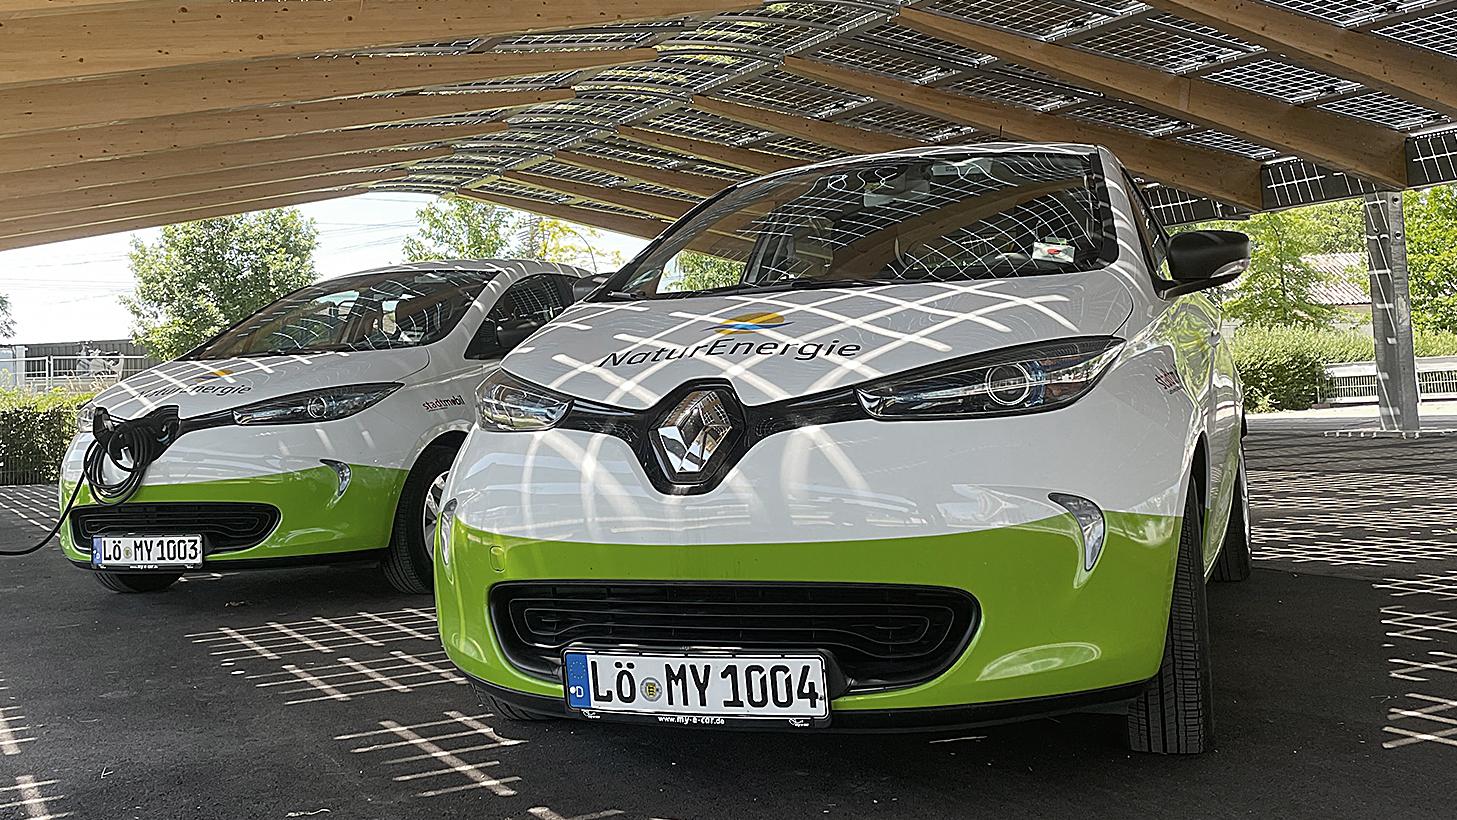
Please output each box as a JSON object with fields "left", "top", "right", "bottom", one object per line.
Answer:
{"left": 266, "top": 622, "right": 337, "bottom": 655}
{"left": 312, "top": 616, "right": 385, "bottom": 647}
{"left": 216, "top": 627, "right": 280, "bottom": 660}
{"left": 378, "top": 720, "right": 518, "bottom": 797}
{"left": 337, "top": 657, "right": 410, "bottom": 693}
{"left": 281, "top": 665, "right": 350, "bottom": 702}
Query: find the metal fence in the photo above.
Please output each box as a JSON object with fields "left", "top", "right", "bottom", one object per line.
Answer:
{"left": 0, "top": 354, "right": 153, "bottom": 393}
{"left": 1321, "top": 356, "right": 1457, "bottom": 405}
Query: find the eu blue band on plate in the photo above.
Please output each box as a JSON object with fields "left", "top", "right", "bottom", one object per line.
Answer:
{"left": 564, "top": 652, "right": 592, "bottom": 709}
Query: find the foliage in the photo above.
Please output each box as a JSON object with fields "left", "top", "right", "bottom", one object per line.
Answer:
{"left": 402, "top": 196, "right": 617, "bottom": 270}
{"left": 402, "top": 197, "right": 518, "bottom": 261}
{"left": 1230, "top": 326, "right": 1457, "bottom": 412}
{"left": 1303, "top": 199, "right": 1366, "bottom": 254}
{"left": 1403, "top": 185, "right": 1457, "bottom": 334}
{"left": 1197, "top": 209, "right": 1342, "bottom": 329}
{"left": 124, "top": 209, "right": 318, "bottom": 360}
{"left": 0, "top": 389, "right": 92, "bottom": 485}
{"left": 673, "top": 251, "right": 744, "bottom": 292}
{"left": 0, "top": 292, "right": 13, "bottom": 340}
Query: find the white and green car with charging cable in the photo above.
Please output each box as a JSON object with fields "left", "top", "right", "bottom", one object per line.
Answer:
{"left": 58, "top": 259, "right": 588, "bottom": 594}
{"left": 436, "top": 145, "right": 1254, "bottom": 753}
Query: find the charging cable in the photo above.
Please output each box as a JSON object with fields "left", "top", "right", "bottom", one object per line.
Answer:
{"left": 0, "top": 406, "right": 184, "bottom": 556}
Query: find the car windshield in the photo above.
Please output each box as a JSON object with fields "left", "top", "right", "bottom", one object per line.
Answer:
{"left": 187, "top": 269, "right": 493, "bottom": 359}
{"left": 607, "top": 151, "right": 1112, "bottom": 300}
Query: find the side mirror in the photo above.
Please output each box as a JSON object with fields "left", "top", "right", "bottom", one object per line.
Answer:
{"left": 1159, "top": 230, "right": 1250, "bottom": 297}
{"left": 464, "top": 317, "right": 541, "bottom": 360}
{"left": 572, "top": 273, "right": 611, "bottom": 301}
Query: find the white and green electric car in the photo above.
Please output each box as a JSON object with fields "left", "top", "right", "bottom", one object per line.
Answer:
{"left": 436, "top": 145, "right": 1252, "bottom": 753}
{"left": 59, "top": 259, "right": 588, "bottom": 594}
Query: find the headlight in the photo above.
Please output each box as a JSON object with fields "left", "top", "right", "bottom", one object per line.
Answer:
{"left": 856, "top": 337, "right": 1124, "bottom": 419}
{"left": 476, "top": 370, "right": 571, "bottom": 432}
{"left": 233, "top": 383, "right": 401, "bottom": 425}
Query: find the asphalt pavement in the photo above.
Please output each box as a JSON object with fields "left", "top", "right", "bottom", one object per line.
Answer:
{"left": 2, "top": 425, "right": 1455, "bottom": 819}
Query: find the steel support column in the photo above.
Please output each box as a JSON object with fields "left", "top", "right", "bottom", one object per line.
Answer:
{"left": 1363, "top": 192, "right": 1421, "bottom": 431}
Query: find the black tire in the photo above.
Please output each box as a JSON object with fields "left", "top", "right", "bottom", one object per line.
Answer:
{"left": 381, "top": 444, "right": 458, "bottom": 595}
{"left": 93, "top": 571, "right": 181, "bottom": 593}
{"left": 471, "top": 681, "right": 558, "bottom": 722}
{"left": 1127, "top": 485, "right": 1214, "bottom": 754}
{"left": 1212, "top": 463, "right": 1252, "bottom": 582}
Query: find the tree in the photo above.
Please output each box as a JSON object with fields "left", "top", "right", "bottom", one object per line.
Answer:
{"left": 1196, "top": 208, "right": 1341, "bottom": 329}
{"left": 402, "top": 196, "right": 616, "bottom": 270}
{"left": 674, "top": 251, "right": 743, "bottom": 291}
{"left": 0, "top": 292, "right": 13, "bottom": 340}
{"left": 1403, "top": 185, "right": 1457, "bottom": 333}
{"left": 401, "top": 197, "right": 518, "bottom": 261}
{"left": 124, "top": 208, "right": 318, "bottom": 360}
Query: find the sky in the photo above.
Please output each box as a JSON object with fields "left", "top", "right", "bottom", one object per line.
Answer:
{"left": 0, "top": 192, "right": 649, "bottom": 346}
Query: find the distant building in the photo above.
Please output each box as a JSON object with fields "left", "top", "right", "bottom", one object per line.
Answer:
{"left": 1305, "top": 252, "right": 1371, "bottom": 325}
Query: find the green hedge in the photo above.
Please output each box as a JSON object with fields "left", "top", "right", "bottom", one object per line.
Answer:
{"left": 1230, "top": 327, "right": 1457, "bottom": 412}
{"left": 0, "top": 390, "right": 92, "bottom": 486}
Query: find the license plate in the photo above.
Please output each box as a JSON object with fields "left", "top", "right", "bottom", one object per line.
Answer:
{"left": 562, "top": 650, "right": 829, "bottom": 727}
{"left": 91, "top": 535, "right": 203, "bottom": 570}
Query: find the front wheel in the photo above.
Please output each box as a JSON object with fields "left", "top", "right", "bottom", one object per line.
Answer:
{"left": 93, "top": 571, "right": 181, "bottom": 593}
{"left": 381, "top": 445, "right": 457, "bottom": 594}
{"left": 1127, "top": 484, "right": 1215, "bottom": 754}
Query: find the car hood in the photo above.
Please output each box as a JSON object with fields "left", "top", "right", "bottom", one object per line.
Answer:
{"left": 505, "top": 272, "right": 1136, "bottom": 410}
{"left": 90, "top": 349, "right": 431, "bottom": 419}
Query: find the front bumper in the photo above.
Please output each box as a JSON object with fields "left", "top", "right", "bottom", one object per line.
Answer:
{"left": 437, "top": 509, "right": 1180, "bottom": 716}
{"left": 465, "top": 669, "right": 1150, "bottom": 732}
{"left": 59, "top": 463, "right": 407, "bottom": 568}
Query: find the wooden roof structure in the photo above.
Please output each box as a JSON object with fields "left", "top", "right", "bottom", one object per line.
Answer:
{"left": 2, "top": 0, "right": 1455, "bottom": 249}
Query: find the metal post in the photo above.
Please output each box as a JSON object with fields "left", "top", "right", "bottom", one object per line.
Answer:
{"left": 1363, "top": 192, "right": 1421, "bottom": 432}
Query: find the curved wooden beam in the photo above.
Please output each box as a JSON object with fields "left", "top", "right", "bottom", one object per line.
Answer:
{"left": 0, "top": 189, "right": 374, "bottom": 251}
{"left": 0, "top": 148, "right": 451, "bottom": 223}
{"left": 692, "top": 96, "right": 919, "bottom": 155}
{"left": 782, "top": 56, "right": 1265, "bottom": 209}
{"left": 897, "top": 7, "right": 1407, "bottom": 189}
{"left": 0, "top": 0, "right": 751, "bottom": 85}
{"left": 617, "top": 126, "right": 801, "bottom": 175}
{"left": 1143, "top": 0, "right": 1457, "bottom": 119}
{"left": 0, "top": 50, "right": 656, "bottom": 138}
{"left": 555, "top": 150, "right": 732, "bottom": 199}
{"left": 0, "top": 123, "right": 502, "bottom": 200}
{"left": 0, "top": 170, "right": 405, "bottom": 241}
{"left": 0, "top": 89, "right": 568, "bottom": 174}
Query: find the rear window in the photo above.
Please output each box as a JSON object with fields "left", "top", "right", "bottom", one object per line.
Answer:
{"left": 188, "top": 269, "right": 493, "bottom": 359}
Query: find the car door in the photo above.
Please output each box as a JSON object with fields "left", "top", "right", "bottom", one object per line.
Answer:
{"left": 1124, "top": 178, "right": 1233, "bottom": 563}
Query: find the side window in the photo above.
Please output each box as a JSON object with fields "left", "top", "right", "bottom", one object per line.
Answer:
{"left": 1123, "top": 173, "right": 1170, "bottom": 277}
{"left": 465, "top": 275, "right": 572, "bottom": 359}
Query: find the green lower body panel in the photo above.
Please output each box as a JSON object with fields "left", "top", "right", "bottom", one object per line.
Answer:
{"left": 436, "top": 510, "right": 1180, "bottom": 712}
{"left": 59, "top": 464, "right": 408, "bottom": 566}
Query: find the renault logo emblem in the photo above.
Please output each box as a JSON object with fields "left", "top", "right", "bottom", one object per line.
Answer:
{"left": 653, "top": 390, "right": 734, "bottom": 479}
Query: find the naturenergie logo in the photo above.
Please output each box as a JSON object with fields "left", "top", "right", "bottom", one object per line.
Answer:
{"left": 713, "top": 312, "right": 792, "bottom": 334}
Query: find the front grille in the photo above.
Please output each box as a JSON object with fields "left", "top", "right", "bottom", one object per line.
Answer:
{"left": 70, "top": 502, "right": 280, "bottom": 555}
{"left": 490, "top": 582, "right": 979, "bottom": 692}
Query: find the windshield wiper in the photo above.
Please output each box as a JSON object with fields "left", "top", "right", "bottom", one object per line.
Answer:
{"left": 786, "top": 277, "right": 902, "bottom": 290}
{"left": 600, "top": 290, "right": 652, "bottom": 301}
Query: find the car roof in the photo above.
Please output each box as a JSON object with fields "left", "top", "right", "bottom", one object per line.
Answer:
{"left": 332, "top": 259, "right": 592, "bottom": 283}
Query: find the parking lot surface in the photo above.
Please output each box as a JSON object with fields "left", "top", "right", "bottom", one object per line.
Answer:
{"left": 3, "top": 426, "right": 1455, "bottom": 819}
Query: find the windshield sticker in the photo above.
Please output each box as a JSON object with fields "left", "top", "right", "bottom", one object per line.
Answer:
{"left": 600, "top": 338, "right": 861, "bottom": 369}
{"left": 1033, "top": 241, "right": 1076, "bottom": 264}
